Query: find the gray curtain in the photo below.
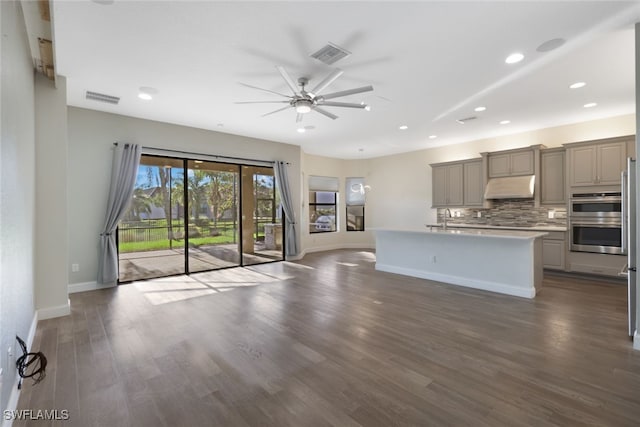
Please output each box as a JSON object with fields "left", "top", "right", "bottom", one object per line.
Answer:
{"left": 274, "top": 161, "right": 299, "bottom": 257}
{"left": 97, "top": 143, "right": 142, "bottom": 284}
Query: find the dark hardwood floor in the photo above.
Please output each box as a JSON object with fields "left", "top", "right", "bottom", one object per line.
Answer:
{"left": 14, "top": 249, "right": 640, "bottom": 426}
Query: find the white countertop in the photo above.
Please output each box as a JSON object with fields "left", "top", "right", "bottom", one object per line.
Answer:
{"left": 373, "top": 227, "right": 548, "bottom": 240}
{"left": 429, "top": 223, "right": 567, "bottom": 232}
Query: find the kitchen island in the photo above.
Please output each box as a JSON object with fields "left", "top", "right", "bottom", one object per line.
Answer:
{"left": 373, "top": 227, "right": 547, "bottom": 298}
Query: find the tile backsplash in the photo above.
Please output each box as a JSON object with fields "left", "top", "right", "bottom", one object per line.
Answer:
{"left": 437, "top": 199, "right": 567, "bottom": 227}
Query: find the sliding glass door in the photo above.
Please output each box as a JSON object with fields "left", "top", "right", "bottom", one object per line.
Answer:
{"left": 241, "top": 166, "right": 283, "bottom": 266}
{"left": 118, "top": 155, "right": 185, "bottom": 282}
{"left": 117, "top": 155, "right": 283, "bottom": 282}
{"left": 186, "top": 160, "right": 241, "bottom": 273}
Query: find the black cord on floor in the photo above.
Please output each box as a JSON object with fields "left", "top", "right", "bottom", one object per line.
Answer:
{"left": 15, "top": 335, "right": 47, "bottom": 389}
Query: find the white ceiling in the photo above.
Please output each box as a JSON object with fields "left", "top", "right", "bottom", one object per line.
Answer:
{"left": 52, "top": 1, "right": 640, "bottom": 159}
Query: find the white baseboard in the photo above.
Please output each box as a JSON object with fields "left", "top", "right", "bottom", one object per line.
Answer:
{"left": 2, "top": 312, "right": 38, "bottom": 427}
{"left": 294, "top": 243, "right": 375, "bottom": 260}
{"left": 376, "top": 263, "right": 536, "bottom": 299}
{"left": 37, "top": 299, "right": 70, "bottom": 320}
{"left": 68, "top": 281, "right": 115, "bottom": 294}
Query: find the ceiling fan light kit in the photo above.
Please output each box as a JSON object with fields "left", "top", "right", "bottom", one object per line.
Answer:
{"left": 237, "top": 66, "right": 374, "bottom": 122}
{"left": 295, "top": 99, "right": 313, "bottom": 114}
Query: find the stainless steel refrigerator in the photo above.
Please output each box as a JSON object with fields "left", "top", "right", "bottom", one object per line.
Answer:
{"left": 622, "top": 157, "right": 637, "bottom": 337}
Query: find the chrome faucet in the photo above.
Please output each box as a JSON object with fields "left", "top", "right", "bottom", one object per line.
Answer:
{"left": 443, "top": 208, "right": 452, "bottom": 230}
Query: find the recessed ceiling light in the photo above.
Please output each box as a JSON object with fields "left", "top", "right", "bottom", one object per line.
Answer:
{"left": 536, "top": 38, "right": 565, "bottom": 52}
{"left": 138, "top": 86, "right": 157, "bottom": 100}
{"left": 505, "top": 53, "right": 524, "bottom": 64}
{"left": 584, "top": 102, "right": 597, "bottom": 108}
{"left": 474, "top": 106, "right": 486, "bottom": 112}
{"left": 429, "top": 135, "right": 437, "bottom": 139}
{"left": 399, "top": 125, "right": 408, "bottom": 130}
{"left": 570, "top": 82, "right": 586, "bottom": 89}
{"left": 500, "top": 120, "right": 511, "bottom": 125}
{"left": 297, "top": 128, "right": 306, "bottom": 133}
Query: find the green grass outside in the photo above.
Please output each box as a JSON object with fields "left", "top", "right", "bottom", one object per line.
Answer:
{"left": 118, "top": 219, "right": 273, "bottom": 253}
{"left": 119, "top": 233, "right": 238, "bottom": 253}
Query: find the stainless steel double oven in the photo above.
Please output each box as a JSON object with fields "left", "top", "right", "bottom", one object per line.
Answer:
{"left": 569, "top": 192, "right": 623, "bottom": 254}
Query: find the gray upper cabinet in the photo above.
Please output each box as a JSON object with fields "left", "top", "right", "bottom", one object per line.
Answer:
{"left": 540, "top": 148, "right": 565, "bottom": 205}
{"left": 567, "top": 139, "right": 626, "bottom": 187}
{"left": 432, "top": 159, "right": 483, "bottom": 207}
{"left": 488, "top": 149, "right": 534, "bottom": 177}
{"left": 597, "top": 142, "right": 627, "bottom": 185}
{"left": 431, "top": 163, "right": 463, "bottom": 207}
{"left": 463, "top": 160, "right": 484, "bottom": 206}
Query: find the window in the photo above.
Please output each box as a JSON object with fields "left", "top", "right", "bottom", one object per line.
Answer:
{"left": 309, "top": 176, "right": 339, "bottom": 233}
{"left": 309, "top": 191, "right": 337, "bottom": 233}
{"left": 346, "top": 177, "right": 365, "bottom": 231}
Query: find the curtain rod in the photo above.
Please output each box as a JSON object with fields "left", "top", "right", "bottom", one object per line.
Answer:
{"left": 113, "top": 142, "right": 290, "bottom": 165}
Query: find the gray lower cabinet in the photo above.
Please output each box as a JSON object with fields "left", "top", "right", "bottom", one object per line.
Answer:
{"left": 543, "top": 231, "right": 566, "bottom": 270}
{"left": 567, "top": 252, "right": 626, "bottom": 277}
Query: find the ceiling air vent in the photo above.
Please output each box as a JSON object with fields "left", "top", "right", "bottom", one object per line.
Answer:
{"left": 86, "top": 91, "right": 120, "bottom": 105}
{"left": 310, "top": 42, "right": 351, "bottom": 65}
{"left": 456, "top": 116, "right": 477, "bottom": 124}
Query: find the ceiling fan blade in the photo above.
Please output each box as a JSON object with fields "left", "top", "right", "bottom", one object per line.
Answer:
{"left": 235, "top": 100, "right": 290, "bottom": 104}
{"left": 310, "top": 68, "right": 344, "bottom": 96}
{"left": 238, "top": 82, "right": 291, "bottom": 98}
{"left": 296, "top": 113, "right": 304, "bottom": 123}
{"left": 319, "top": 101, "right": 367, "bottom": 109}
{"left": 261, "top": 105, "right": 293, "bottom": 117}
{"left": 313, "top": 107, "right": 338, "bottom": 120}
{"left": 276, "top": 66, "right": 299, "bottom": 95}
{"left": 320, "top": 85, "right": 374, "bottom": 100}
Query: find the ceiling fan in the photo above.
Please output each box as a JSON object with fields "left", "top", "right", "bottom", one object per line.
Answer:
{"left": 236, "top": 66, "right": 373, "bottom": 122}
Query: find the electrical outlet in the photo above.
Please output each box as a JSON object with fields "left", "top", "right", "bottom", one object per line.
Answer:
{"left": 71, "top": 263, "right": 80, "bottom": 272}
{"left": 548, "top": 210, "right": 555, "bottom": 219}
{"left": 455, "top": 211, "right": 461, "bottom": 217}
{"left": 477, "top": 211, "right": 482, "bottom": 218}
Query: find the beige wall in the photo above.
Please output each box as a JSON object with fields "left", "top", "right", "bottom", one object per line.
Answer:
{"left": 365, "top": 114, "right": 635, "bottom": 234}
{"left": 35, "top": 74, "right": 69, "bottom": 316}
{"left": 301, "top": 153, "right": 373, "bottom": 254}
{"left": 0, "top": 0, "right": 36, "bottom": 411}
{"left": 64, "top": 107, "right": 636, "bottom": 283}
{"left": 67, "top": 107, "right": 302, "bottom": 285}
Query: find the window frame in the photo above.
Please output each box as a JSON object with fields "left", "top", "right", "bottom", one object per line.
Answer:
{"left": 345, "top": 177, "right": 366, "bottom": 232}
{"left": 308, "top": 190, "right": 338, "bottom": 234}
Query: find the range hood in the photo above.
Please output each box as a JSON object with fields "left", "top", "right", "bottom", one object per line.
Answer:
{"left": 484, "top": 175, "right": 535, "bottom": 199}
